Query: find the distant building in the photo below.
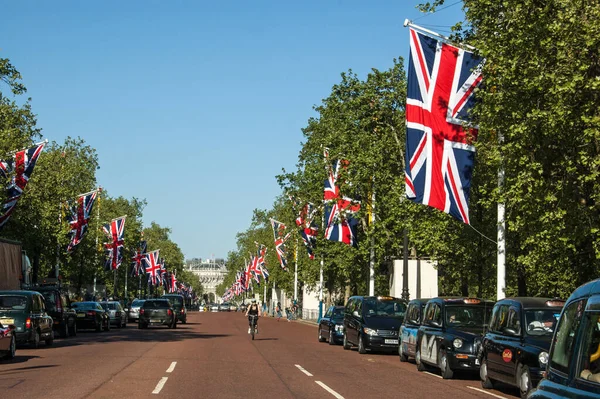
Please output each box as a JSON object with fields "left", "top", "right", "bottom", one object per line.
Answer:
{"left": 186, "top": 258, "right": 227, "bottom": 302}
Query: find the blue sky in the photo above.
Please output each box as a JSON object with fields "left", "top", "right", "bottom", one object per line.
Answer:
{"left": 1, "top": 1, "right": 464, "bottom": 260}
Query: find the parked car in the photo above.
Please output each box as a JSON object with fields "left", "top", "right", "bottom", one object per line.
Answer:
{"left": 210, "top": 303, "right": 219, "bottom": 312}
{"left": 239, "top": 304, "right": 247, "bottom": 313}
{"left": 343, "top": 295, "right": 408, "bottom": 354}
{"left": 36, "top": 285, "right": 77, "bottom": 338}
{"left": 478, "top": 297, "right": 565, "bottom": 398}
{"left": 127, "top": 299, "right": 145, "bottom": 322}
{"left": 139, "top": 299, "right": 176, "bottom": 329}
{"left": 161, "top": 294, "right": 187, "bottom": 323}
{"left": 318, "top": 305, "right": 345, "bottom": 345}
{"left": 219, "top": 303, "right": 230, "bottom": 312}
{"left": 399, "top": 298, "right": 430, "bottom": 362}
{"left": 0, "top": 324, "right": 16, "bottom": 360}
{"left": 72, "top": 302, "right": 110, "bottom": 332}
{"left": 100, "top": 301, "right": 127, "bottom": 328}
{"left": 0, "top": 290, "right": 54, "bottom": 348}
{"left": 529, "top": 278, "right": 600, "bottom": 399}
{"left": 416, "top": 297, "right": 493, "bottom": 379}
{"left": 229, "top": 304, "right": 238, "bottom": 312}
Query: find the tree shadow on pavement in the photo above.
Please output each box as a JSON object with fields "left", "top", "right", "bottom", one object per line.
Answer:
{"left": 254, "top": 338, "right": 279, "bottom": 341}
{"left": 0, "top": 363, "right": 56, "bottom": 373}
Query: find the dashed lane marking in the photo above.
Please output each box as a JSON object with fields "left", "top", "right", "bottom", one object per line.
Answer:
{"left": 152, "top": 377, "right": 168, "bottom": 394}
{"left": 315, "top": 381, "right": 345, "bottom": 399}
{"left": 294, "top": 364, "right": 313, "bottom": 377}
{"left": 424, "top": 371, "right": 443, "bottom": 379}
{"left": 166, "top": 362, "right": 177, "bottom": 373}
{"left": 467, "top": 386, "right": 508, "bottom": 399}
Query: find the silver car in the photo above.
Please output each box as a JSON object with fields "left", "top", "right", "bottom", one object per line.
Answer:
{"left": 100, "top": 301, "right": 127, "bottom": 328}
{"left": 210, "top": 303, "right": 219, "bottom": 312}
{"left": 127, "top": 299, "right": 145, "bottom": 322}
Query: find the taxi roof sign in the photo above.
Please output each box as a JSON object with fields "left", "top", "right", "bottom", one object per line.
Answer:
{"left": 463, "top": 298, "right": 481, "bottom": 304}
{"left": 546, "top": 300, "right": 565, "bottom": 307}
{"left": 377, "top": 296, "right": 395, "bottom": 300}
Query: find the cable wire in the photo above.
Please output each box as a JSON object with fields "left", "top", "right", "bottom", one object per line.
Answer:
{"left": 412, "top": 0, "right": 463, "bottom": 22}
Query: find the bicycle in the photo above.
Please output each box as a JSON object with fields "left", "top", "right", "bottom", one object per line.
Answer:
{"left": 248, "top": 314, "right": 258, "bottom": 340}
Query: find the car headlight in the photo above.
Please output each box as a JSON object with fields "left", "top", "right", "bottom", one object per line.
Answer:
{"left": 363, "top": 327, "right": 377, "bottom": 336}
{"left": 538, "top": 351, "right": 549, "bottom": 366}
{"left": 453, "top": 338, "right": 463, "bottom": 349}
{"left": 335, "top": 325, "right": 344, "bottom": 332}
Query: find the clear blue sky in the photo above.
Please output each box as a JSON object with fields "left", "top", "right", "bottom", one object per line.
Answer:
{"left": 1, "top": 1, "right": 464, "bottom": 260}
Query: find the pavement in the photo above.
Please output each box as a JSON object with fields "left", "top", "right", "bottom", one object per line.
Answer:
{"left": 0, "top": 312, "right": 521, "bottom": 398}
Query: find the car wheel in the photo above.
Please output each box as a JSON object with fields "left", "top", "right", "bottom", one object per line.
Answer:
{"left": 317, "top": 326, "right": 325, "bottom": 342}
{"left": 480, "top": 357, "right": 495, "bottom": 389}
{"left": 358, "top": 334, "right": 367, "bottom": 354}
{"left": 122, "top": 319, "right": 127, "bottom": 328}
{"left": 518, "top": 365, "right": 532, "bottom": 399}
{"left": 45, "top": 330, "right": 54, "bottom": 346}
{"left": 105, "top": 319, "right": 110, "bottom": 331}
{"left": 416, "top": 348, "right": 427, "bottom": 372}
{"left": 439, "top": 350, "right": 454, "bottom": 379}
{"left": 182, "top": 319, "right": 187, "bottom": 324}
{"left": 31, "top": 330, "right": 40, "bottom": 349}
{"left": 343, "top": 333, "right": 351, "bottom": 350}
{"left": 399, "top": 342, "right": 409, "bottom": 362}
{"left": 60, "top": 321, "right": 69, "bottom": 338}
{"left": 6, "top": 336, "right": 15, "bottom": 359}
{"left": 69, "top": 320, "right": 77, "bottom": 336}
{"left": 95, "top": 321, "right": 102, "bottom": 332}
{"left": 328, "top": 329, "right": 336, "bottom": 346}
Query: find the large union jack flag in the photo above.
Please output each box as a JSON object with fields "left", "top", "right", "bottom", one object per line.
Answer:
{"left": 66, "top": 190, "right": 98, "bottom": 253}
{"left": 255, "top": 243, "right": 269, "bottom": 281}
{"left": 405, "top": 28, "right": 484, "bottom": 224}
{"left": 130, "top": 240, "right": 147, "bottom": 277}
{"left": 323, "top": 150, "right": 361, "bottom": 246}
{"left": 290, "top": 196, "right": 318, "bottom": 260}
{"left": 103, "top": 216, "right": 126, "bottom": 270}
{"left": 0, "top": 142, "right": 46, "bottom": 229}
{"left": 270, "top": 218, "right": 291, "bottom": 270}
{"left": 144, "top": 250, "right": 161, "bottom": 286}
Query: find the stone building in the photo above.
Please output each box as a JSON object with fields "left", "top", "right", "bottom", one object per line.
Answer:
{"left": 185, "top": 258, "right": 227, "bottom": 302}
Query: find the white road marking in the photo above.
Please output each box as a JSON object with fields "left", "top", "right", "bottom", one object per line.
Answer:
{"left": 315, "top": 381, "right": 345, "bottom": 399}
{"left": 294, "top": 364, "right": 313, "bottom": 376}
{"left": 424, "top": 371, "right": 442, "bottom": 379}
{"left": 467, "top": 386, "right": 508, "bottom": 399}
{"left": 152, "top": 377, "right": 168, "bottom": 394}
{"left": 166, "top": 361, "right": 177, "bottom": 373}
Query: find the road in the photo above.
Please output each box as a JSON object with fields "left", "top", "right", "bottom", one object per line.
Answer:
{"left": 0, "top": 312, "right": 522, "bottom": 398}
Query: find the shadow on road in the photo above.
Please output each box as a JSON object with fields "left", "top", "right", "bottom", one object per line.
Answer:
{"left": 254, "top": 338, "right": 279, "bottom": 341}
{"left": 0, "top": 363, "right": 56, "bottom": 373}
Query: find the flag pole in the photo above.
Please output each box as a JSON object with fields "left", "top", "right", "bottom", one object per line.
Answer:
{"left": 93, "top": 187, "right": 102, "bottom": 300}
{"left": 294, "top": 238, "right": 298, "bottom": 301}
{"left": 368, "top": 184, "right": 376, "bottom": 296}
{"left": 403, "top": 19, "right": 476, "bottom": 50}
{"left": 497, "top": 132, "right": 506, "bottom": 300}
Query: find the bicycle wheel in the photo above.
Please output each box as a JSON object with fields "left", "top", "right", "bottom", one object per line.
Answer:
{"left": 251, "top": 324, "right": 255, "bottom": 340}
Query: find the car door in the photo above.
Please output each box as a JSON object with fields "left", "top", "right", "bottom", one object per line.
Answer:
{"left": 419, "top": 302, "right": 443, "bottom": 366}
{"left": 404, "top": 303, "right": 421, "bottom": 356}
{"left": 35, "top": 295, "right": 52, "bottom": 338}
{"left": 321, "top": 307, "right": 332, "bottom": 336}
{"left": 344, "top": 299, "right": 358, "bottom": 344}
{"left": 485, "top": 304, "right": 510, "bottom": 380}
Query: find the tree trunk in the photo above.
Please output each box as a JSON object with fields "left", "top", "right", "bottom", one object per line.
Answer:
{"left": 517, "top": 265, "right": 527, "bottom": 296}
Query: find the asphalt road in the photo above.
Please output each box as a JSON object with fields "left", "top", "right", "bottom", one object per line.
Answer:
{"left": 0, "top": 312, "right": 522, "bottom": 398}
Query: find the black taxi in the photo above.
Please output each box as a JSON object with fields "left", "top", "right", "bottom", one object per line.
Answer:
{"left": 399, "top": 298, "right": 430, "bottom": 362}
{"left": 478, "top": 297, "right": 564, "bottom": 398}
{"left": 529, "top": 278, "right": 600, "bottom": 399}
{"left": 416, "top": 297, "right": 493, "bottom": 379}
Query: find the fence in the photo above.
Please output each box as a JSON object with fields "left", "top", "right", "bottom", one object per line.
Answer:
{"left": 302, "top": 308, "right": 319, "bottom": 321}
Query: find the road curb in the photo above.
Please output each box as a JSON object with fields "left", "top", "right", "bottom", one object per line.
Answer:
{"left": 293, "top": 318, "right": 318, "bottom": 326}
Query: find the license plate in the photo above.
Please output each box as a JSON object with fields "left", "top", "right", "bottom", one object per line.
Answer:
{"left": 385, "top": 339, "right": 399, "bottom": 345}
{"left": 151, "top": 319, "right": 162, "bottom": 323}
{"left": 77, "top": 313, "right": 85, "bottom": 318}
{"left": 0, "top": 319, "right": 14, "bottom": 325}
{"left": 475, "top": 358, "right": 480, "bottom": 365}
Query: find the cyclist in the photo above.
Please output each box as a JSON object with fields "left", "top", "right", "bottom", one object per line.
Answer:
{"left": 245, "top": 300, "right": 261, "bottom": 334}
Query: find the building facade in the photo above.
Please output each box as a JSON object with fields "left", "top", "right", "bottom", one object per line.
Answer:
{"left": 185, "top": 258, "right": 227, "bottom": 302}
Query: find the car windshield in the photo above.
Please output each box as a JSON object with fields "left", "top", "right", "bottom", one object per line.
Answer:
{"left": 0, "top": 295, "right": 27, "bottom": 310}
{"left": 332, "top": 308, "right": 344, "bottom": 319}
{"left": 363, "top": 299, "right": 406, "bottom": 318}
{"left": 525, "top": 308, "right": 561, "bottom": 336}
{"left": 132, "top": 300, "right": 145, "bottom": 307}
{"left": 72, "top": 302, "right": 98, "bottom": 310}
{"left": 445, "top": 305, "right": 492, "bottom": 328}
{"left": 145, "top": 301, "right": 170, "bottom": 309}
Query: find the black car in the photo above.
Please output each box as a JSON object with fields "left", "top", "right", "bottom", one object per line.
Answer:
{"left": 0, "top": 291, "right": 54, "bottom": 348}
{"left": 72, "top": 302, "right": 110, "bottom": 332}
{"left": 318, "top": 305, "right": 345, "bottom": 345}
{"left": 139, "top": 299, "right": 176, "bottom": 329}
{"left": 36, "top": 285, "right": 77, "bottom": 338}
{"left": 343, "top": 296, "right": 407, "bottom": 354}
{"left": 399, "top": 298, "right": 430, "bottom": 362}
{"left": 161, "top": 294, "right": 187, "bottom": 324}
{"left": 479, "top": 297, "right": 565, "bottom": 398}
{"left": 416, "top": 297, "right": 493, "bottom": 379}
{"left": 529, "top": 278, "right": 600, "bottom": 399}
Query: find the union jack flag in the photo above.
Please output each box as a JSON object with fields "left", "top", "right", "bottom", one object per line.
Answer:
{"left": 270, "top": 218, "right": 291, "bottom": 270}
{"left": 0, "top": 142, "right": 46, "bottom": 229}
{"left": 130, "top": 240, "right": 147, "bottom": 277}
{"left": 255, "top": 243, "right": 269, "bottom": 281}
{"left": 323, "top": 149, "right": 361, "bottom": 246}
{"left": 103, "top": 216, "right": 126, "bottom": 271}
{"left": 405, "top": 28, "right": 484, "bottom": 224}
{"left": 66, "top": 189, "right": 98, "bottom": 253}
{"left": 144, "top": 250, "right": 161, "bottom": 286}
{"left": 158, "top": 258, "right": 167, "bottom": 287}
{"left": 291, "top": 196, "right": 318, "bottom": 259}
